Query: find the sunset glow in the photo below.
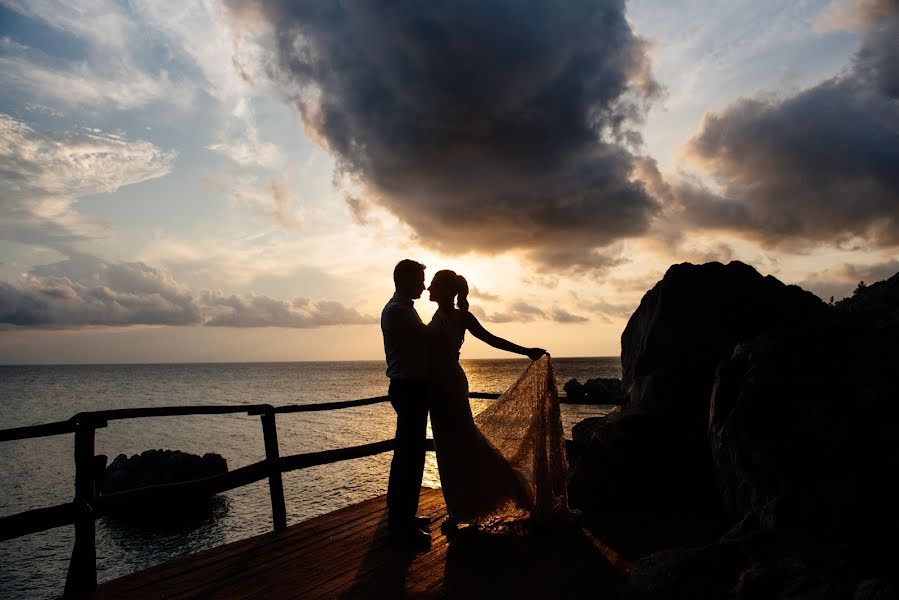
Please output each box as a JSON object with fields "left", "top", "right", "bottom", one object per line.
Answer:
{"left": 2, "top": 0, "right": 896, "bottom": 363}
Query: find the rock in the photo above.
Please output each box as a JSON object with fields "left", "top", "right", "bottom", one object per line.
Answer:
{"left": 854, "top": 579, "right": 898, "bottom": 600}
{"left": 100, "top": 449, "right": 228, "bottom": 496}
{"left": 837, "top": 272, "right": 899, "bottom": 322}
{"left": 569, "top": 261, "right": 824, "bottom": 557}
{"left": 622, "top": 532, "right": 853, "bottom": 600}
{"left": 620, "top": 261, "right": 826, "bottom": 419}
{"left": 562, "top": 377, "right": 626, "bottom": 405}
{"left": 708, "top": 306, "right": 899, "bottom": 568}
{"left": 567, "top": 410, "right": 727, "bottom": 558}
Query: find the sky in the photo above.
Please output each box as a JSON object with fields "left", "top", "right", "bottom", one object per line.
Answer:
{"left": 0, "top": 0, "right": 897, "bottom": 363}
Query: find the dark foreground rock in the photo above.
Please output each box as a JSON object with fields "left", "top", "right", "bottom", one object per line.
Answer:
{"left": 620, "top": 261, "right": 826, "bottom": 418}
{"left": 567, "top": 261, "right": 899, "bottom": 597}
{"left": 102, "top": 449, "right": 228, "bottom": 494}
{"left": 709, "top": 305, "right": 899, "bottom": 568}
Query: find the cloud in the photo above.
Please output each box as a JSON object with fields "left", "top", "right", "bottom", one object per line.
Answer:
{"left": 469, "top": 286, "right": 500, "bottom": 302}
{"left": 572, "top": 294, "right": 636, "bottom": 323}
{"left": 200, "top": 291, "right": 374, "bottom": 328}
{"left": 0, "top": 255, "right": 202, "bottom": 327}
{"left": 474, "top": 300, "right": 587, "bottom": 323}
{"left": 550, "top": 307, "right": 589, "bottom": 323}
{"left": 795, "top": 258, "right": 899, "bottom": 302}
{"left": 674, "top": 0, "right": 899, "bottom": 248}
{"left": 0, "top": 113, "right": 176, "bottom": 250}
{"left": 0, "top": 1, "right": 191, "bottom": 110}
{"left": 218, "top": 173, "right": 304, "bottom": 230}
{"left": 0, "top": 254, "right": 377, "bottom": 329}
{"left": 227, "top": 0, "right": 661, "bottom": 269}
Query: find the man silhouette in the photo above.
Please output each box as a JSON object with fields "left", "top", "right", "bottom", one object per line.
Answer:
{"left": 381, "top": 259, "right": 431, "bottom": 545}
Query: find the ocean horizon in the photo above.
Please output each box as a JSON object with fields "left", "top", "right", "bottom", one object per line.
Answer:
{"left": 0, "top": 355, "right": 620, "bottom": 367}
{"left": 0, "top": 356, "right": 621, "bottom": 599}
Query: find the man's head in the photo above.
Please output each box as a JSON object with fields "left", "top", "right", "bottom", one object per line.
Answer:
{"left": 393, "top": 259, "right": 426, "bottom": 299}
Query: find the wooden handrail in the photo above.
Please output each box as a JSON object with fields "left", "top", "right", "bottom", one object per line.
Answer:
{"left": 0, "top": 502, "right": 75, "bottom": 543}
{"left": 0, "top": 393, "right": 514, "bottom": 442}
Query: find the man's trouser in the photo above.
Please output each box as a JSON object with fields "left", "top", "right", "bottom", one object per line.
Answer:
{"left": 386, "top": 378, "right": 429, "bottom": 525}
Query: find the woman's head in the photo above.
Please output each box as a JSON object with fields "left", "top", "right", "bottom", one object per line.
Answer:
{"left": 428, "top": 270, "right": 469, "bottom": 310}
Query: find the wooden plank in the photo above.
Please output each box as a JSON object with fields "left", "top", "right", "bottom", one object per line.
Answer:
{"left": 90, "top": 487, "right": 622, "bottom": 599}
{"left": 183, "top": 492, "right": 448, "bottom": 599}
{"left": 270, "top": 494, "right": 449, "bottom": 599}
{"left": 95, "top": 493, "right": 400, "bottom": 596}
{"left": 92, "top": 489, "right": 444, "bottom": 598}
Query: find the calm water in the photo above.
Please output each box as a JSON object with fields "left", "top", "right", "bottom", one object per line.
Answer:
{"left": 0, "top": 357, "right": 620, "bottom": 599}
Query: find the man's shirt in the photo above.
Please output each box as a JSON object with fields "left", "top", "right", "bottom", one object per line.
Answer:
{"left": 381, "top": 293, "right": 428, "bottom": 380}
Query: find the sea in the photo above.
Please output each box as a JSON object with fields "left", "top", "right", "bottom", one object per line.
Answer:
{"left": 0, "top": 357, "right": 621, "bottom": 599}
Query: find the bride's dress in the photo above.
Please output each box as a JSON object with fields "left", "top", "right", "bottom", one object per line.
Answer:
{"left": 427, "top": 308, "right": 571, "bottom": 529}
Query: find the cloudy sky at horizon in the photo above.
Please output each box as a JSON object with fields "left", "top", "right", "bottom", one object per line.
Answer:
{"left": 1, "top": 0, "right": 897, "bottom": 363}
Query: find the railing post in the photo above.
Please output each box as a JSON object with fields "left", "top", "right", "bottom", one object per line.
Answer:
{"left": 64, "top": 419, "right": 98, "bottom": 596}
{"left": 260, "top": 410, "right": 287, "bottom": 532}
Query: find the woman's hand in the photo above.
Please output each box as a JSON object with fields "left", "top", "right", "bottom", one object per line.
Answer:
{"left": 526, "top": 347, "right": 547, "bottom": 361}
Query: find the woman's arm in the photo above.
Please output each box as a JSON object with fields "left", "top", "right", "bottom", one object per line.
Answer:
{"left": 462, "top": 311, "right": 546, "bottom": 360}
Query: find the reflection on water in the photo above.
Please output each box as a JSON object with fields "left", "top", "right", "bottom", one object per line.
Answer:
{"left": 0, "top": 357, "right": 620, "bottom": 598}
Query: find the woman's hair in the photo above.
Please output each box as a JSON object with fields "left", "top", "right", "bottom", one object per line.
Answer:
{"left": 433, "top": 270, "right": 469, "bottom": 311}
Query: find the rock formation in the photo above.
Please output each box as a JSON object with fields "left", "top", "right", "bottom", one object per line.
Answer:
{"left": 567, "top": 261, "right": 899, "bottom": 596}
{"left": 101, "top": 449, "right": 228, "bottom": 495}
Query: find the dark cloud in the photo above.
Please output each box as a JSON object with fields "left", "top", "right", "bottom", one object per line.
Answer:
{"left": 0, "top": 255, "right": 376, "bottom": 329}
{"left": 229, "top": 0, "right": 661, "bottom": 268}
{"left": 201, "top": 291, "right": 375, "bottom": 327}
{"left": 678, "top": 0, "right": 899, "bottom": 247}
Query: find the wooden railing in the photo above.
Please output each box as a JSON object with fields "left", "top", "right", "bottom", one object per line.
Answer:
{"left": 0, "top": 391, "right": 505, "bottom": 596}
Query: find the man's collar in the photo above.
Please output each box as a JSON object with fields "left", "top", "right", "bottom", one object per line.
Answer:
{"left": 392, "top": 292, "right": 414, "bottom": 306}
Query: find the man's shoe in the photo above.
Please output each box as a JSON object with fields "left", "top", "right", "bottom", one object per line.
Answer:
{"left": 390, "top": 526, "right": 431, "bottom": 548}
{"left": 389, "top": 524, "right": 431, "bottom": 547}
{"left": 412, "top": 515, "right": 431, "bottom": 528}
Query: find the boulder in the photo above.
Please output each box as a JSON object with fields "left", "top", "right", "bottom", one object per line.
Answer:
{"left": 569, "top": 261, "right": 825, "bottom": 556}
{"left": 562, "top": 377, "right": 626, "bottom": 405}
{"left": 100, "top": 449, "right": 228, "bottom": 496}
{"left": 708, "top": 307, "right": 899, "bottom": 567}
{"left": 567, "top": 409, "right": 727, "bottom": 558}
{"left": 620, "top": 261, "right": 826, "bottom": 419}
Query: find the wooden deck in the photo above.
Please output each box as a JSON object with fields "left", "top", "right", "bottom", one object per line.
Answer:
{"left": 87, "top": 488, "right": 622, "bottom": 598}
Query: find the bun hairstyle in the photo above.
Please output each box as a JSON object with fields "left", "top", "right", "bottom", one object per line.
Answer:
{"left": 455, "top": 274, "right": 469, "bottom": 312}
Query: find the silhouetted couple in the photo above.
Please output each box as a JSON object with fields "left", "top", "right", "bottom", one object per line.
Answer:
{"left": 381, "top": 259, "right": 573, "bottom": 547}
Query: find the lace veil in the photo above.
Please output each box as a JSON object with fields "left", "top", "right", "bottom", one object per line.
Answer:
{"left": 473, "top": 355, "right": 571, "bottom": 524}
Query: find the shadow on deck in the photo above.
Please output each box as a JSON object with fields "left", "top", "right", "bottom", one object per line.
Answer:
{"left": 87, "top": 487, "right": 622, "bottom": 598}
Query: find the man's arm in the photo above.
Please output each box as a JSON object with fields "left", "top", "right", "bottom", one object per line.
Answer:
{"left": 386, "top": 305, "right": 428, "bottom": 341}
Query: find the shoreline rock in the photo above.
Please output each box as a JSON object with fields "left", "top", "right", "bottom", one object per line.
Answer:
{"left": 99, "top": 449, "right": 229, "bottom": 518}
{"left": 562, "top": 377, "right": 626, "bottom": 405}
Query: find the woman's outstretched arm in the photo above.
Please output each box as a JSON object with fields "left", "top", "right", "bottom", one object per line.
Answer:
{"left": 463, "top": 311, "right": 546, "bottom": 360}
